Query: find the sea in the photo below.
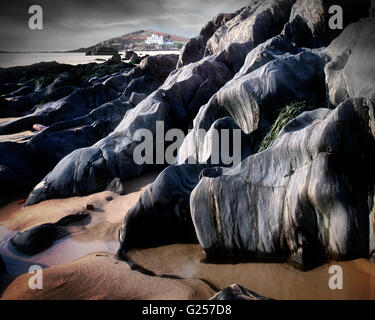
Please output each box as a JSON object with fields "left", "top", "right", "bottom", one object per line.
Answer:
{"left": 0, "top": 50, "right": 180, "bottom": 68}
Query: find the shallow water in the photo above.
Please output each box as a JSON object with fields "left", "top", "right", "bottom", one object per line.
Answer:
{"left": 0, "top": 225, "right": 118, "bottom": 275}
{"left": 0, "top": 51, "right": 180, "bottom": 68}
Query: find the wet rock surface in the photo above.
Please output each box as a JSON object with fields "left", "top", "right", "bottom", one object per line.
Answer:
{"left": 10, "top": 213, "right": 90, "bottom": 255}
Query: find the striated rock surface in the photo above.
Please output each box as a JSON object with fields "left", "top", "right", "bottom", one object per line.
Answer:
{"left": 190, "top": 98, "right": 375, "bottom": 269}
{"left": 0, "top": 55, "right": 178, "bottom": 201}
{"left": 282, "top": 0, "right": 371, "bottom": 48}
{"left": 324, "top": 17, "right": 375, "bottom": 106}
{"left": 177, "top": 11, "right": 237, "bottom": 68}
{"left": 117, "top": 117, "right": 253, "bottom": 256}
{"left": 26, "top": 54, "right": 233, "bottom": 205}
{"left": 178, "top": 0, "right": 296, "bottom": 68}
{"left": 117, "top": 36, "right": 327, "bottom": 257}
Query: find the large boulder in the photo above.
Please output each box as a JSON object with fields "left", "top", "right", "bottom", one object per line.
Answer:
{"left": 282, "top": 0, "right": 371, "bottom": 48}
{"left": 10, "top": 213, "right": 90, "bottom": 255}
{"left": 324, "top": 17, "right": 375, "bottom": 106}
{"left": 190, "top": 98, "right": 375, "bottom": 270}
{"left": 139, "top": 54, "right": 179, "bottom": 83}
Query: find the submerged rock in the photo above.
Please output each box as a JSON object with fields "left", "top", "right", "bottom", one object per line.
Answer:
{"left": 210, "top": 284, "right": 272, "bottom": 300}
{"left": 10, "top": 213, "right": 90, "bottom": 255}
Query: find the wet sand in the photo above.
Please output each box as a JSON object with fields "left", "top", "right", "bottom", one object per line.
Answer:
{"left": 0, "top": 171, "right": 160, "bottom": 275}
{"left": 1, "top": 170, "right": 374, "bottom": 300}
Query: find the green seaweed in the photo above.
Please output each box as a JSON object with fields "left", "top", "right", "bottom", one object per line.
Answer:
{"left": 258, "top": 101, "right": 313, "bottom": 152}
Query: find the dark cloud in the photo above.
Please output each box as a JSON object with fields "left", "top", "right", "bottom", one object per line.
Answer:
{"left": 0, "top": 0, "right": 250, "bottom": 51}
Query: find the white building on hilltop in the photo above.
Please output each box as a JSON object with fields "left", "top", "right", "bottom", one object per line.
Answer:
{"left": 145, "top": 33, "right": 174, "bottom": 45}
{"left": 145, "top": 34, "right": 164, "bottom": 45}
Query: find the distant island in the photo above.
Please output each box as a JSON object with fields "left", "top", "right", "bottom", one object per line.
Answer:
{"left": 69, "top": 29, "right": 188, "bottom": 53}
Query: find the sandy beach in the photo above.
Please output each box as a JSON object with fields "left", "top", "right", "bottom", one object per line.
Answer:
{"left": 1, "top": 169, "right": 374, "bottom": 300}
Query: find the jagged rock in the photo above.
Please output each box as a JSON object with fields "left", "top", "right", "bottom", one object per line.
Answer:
{"left": 178, "top": 0, "right": 295, "bottom": 67}
{"left": 26, "top": 52, "right": 234, "bottom": 205}
{"left": 130, "top": 52, "right": 139, "bottom": 64}
{"left": 104, "top": 54, "right": 178, "bottom": 93}
{"left": 0, "top": 56, "right": 176, "bottom": 200}
{"left": 108, "top": 52, "right": 122, "bottom": 64}
{"left": 124, "top": 50, "right": 135, "bottom": 60}
{"left": 0, "top": 84, "right": 119, "bottom": 135}
{"left": 282, "top": 0, "right": 371, "bottom": 48}
{"left": 10, "top": 213, "right": 90, "bottom": 255}
{"left": 190, "top": 98, "right": 375, "bottom": 270}
{"left": 177, "top": 12, "right": 237, "bottom": 67}
{"left": 139, "top": 54, "right": 179, "bottom": 83}
{"left": 205, "top": 0, "right": 295, "bottom": 56}
{"left": 210, "top": 284, "right": 272, "bottom": 300}
{"left": 324, "top": 17, "right": 375, "bottom": 106}
{"left": 177, "top": 35, "right": 326, "bottom": 166}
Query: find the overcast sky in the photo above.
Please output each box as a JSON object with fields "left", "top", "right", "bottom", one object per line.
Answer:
{"left": 0, "top": 0, "right": 250, "bottom": 51}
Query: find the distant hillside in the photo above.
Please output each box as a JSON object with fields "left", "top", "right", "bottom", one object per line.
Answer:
{"left": 71, "top": 29, "right": 189, "bottom": 53}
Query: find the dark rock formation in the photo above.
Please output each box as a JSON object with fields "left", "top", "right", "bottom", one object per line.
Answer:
{"left": 10, "top": 213, "right": 90, "bottom": 255}
{"left": 0, "top": 55, "right": 177, "bottom": 202}
{"left": 210, "top": 284, "right": 272, "bottom": 300}
{"left": 124, "top": 50, "right": 135, "bottom": 60}
{"left": 26, "top": 52, "right": 234, "bottom": 205}
{"left": 117, "top": 117, "right": 253, "bottom": 256}
{"left": 117, "top": 35, "right": 327, "bottom": 257}
{"left": 177, "top": 0, "right": 295, "bottom": 67}
{"left": 108, "top": 52, "right": 122, "bottom": 64}
{"left": 0, "top": 84, "right": 119, "bottom": 136}
{"left": 130, "top": 52, "right": 139, "bottom": 64}
{"left": 86, "top": 46, "right": 118, "bottom": 56}
{"left": 191, "top": 98, "right": 375, "bottom": 270}
{"left": 282, "top": 0, "right": 371, "bottom": 48}
{"left": 177, "top": 11, "right": 237, "bottom": 67}
{"left": 324, "top": 17, "right": 375, "bottom": 106}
